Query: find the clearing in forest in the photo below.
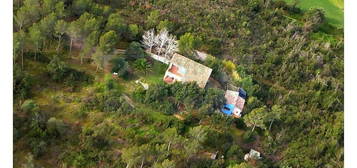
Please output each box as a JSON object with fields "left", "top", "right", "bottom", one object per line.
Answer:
{"left": 284, "top": 0, "right": 344, "bottom": 27}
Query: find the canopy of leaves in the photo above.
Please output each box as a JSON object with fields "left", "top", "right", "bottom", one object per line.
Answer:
{"left": 124, "top": 42, "right": 148, "bottom": 61}
{"left": 99, "top": 30, "right": 118, "bottom": 54}
{"left": 178, "top": 33, "right": 202, "bottom": 55}
{"left": 110, "top": 57, "right": 129, "bottom": 77}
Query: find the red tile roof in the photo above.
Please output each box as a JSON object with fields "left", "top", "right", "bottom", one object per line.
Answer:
{"left": 164, "top": 76, "right": 175, "bottom": 84}
{"left": 168, "top": 64, "right": 182, "bottom": 76}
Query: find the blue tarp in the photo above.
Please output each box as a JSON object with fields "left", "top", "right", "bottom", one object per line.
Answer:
{"left": 221, "top": 104, "right": 234, "bottom": 115}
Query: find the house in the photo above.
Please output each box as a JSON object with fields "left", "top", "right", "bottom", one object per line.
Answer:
{"left": 221, "top": 88, "right": 247, "bottom": 118}
{"left": 163, "top": 53, "right": 212, "bottom": 88}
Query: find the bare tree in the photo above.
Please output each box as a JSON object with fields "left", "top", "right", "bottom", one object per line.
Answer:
{"left": 153, "top": 32, "right": 160, "bottom": 52}
{"left": 141, "top": 29, "right": 155, "bottom": 52}
{"left": 157, "top": 28, "right": 169, "bottom": 55}
{"left": 164, "top": 34, "right": 178, "bottom": 59}
{"left": 141, "top": 28, "right": 178, "bottom": 59}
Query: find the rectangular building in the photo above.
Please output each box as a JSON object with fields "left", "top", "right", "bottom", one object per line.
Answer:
{"left": 163, "top": 53, "right": 212, "bottom": 88}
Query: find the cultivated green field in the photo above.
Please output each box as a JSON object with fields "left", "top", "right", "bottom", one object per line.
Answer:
{"left": 284, "top": 0, "right": 344, "bottom": 27}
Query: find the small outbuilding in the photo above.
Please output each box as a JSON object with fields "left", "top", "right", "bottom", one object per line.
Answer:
{"left": 221, "top": 88, "right": 247, "bottom": 118}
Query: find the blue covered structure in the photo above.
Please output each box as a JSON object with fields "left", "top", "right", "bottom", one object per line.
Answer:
{"left": 222, "top": 104, "right": 235, "bottom": 115}
{"left": 221, "top": 88, "right": 247, "bottom": 118}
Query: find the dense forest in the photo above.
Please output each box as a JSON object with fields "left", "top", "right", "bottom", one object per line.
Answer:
{"left": 13, "top": 0, "right": 343, "bottom": 168}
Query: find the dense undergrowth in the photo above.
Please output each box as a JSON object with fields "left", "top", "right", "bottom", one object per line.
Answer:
{"left": 14, "top": 0, "right": 343, "bottom": 167}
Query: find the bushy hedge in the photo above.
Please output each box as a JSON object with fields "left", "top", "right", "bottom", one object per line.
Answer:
{"left": 110, "top": 57, "right": 129, "bottom": 77}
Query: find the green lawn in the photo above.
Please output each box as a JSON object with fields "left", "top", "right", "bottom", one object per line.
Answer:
{"left": 145, "top": 61, "right": 168, "bottom": 84}
{"left": 131, "top": 60, "right": 168, "bottom": 85}
{"left": 284, "top": 0, "right": 344, "bottom": 28}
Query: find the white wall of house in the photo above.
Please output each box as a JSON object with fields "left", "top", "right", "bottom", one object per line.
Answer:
{"left": 233, "top": 107, "right": 242, "bottom": 117}
{"left": 147, "top": 52, "right": 170, "bottom": 64}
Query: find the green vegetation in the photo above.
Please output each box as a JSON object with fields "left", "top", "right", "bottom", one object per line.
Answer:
{"left": 283, "top": 0, "right": 344, "bottom": 27}
{"left": 13, "top": 0, "right": 343, "bottom": 168}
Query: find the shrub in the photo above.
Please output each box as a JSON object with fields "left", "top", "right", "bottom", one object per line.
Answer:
{"left": 21, "top": 99, "right": 39, "bottom": 114}
{"left": 46, "top": 56, "right": 67, "bottom": 81}
{"left": 226, "top": 145, "right": 244, "bottom": 163}
{"left": 105, "top": 13, "right": 127, "bottom": 37}
{"left": 103, "top": 96, "right": 125, "bottom": 112}
{"left": 205, "top": 57, "right": 226, "bottom": 82}
{"left": 146, "top": 10, "right": 160, "bottom": 28}
{"left": 14, "top": 66, "right": 33, "bottom": 99}
{"left": 133, "top": 58, "right": 151, "bottom": 75}
{"left": 303, "top": 8, "right": 326, "bottom": 31}
{"left": 234, "top": 118, "right": 246, "bottom": 129}
{"left": 47, "top": 117, "right": 67, "bottom": 137}
{"left": 206, "top": 38, "right": 222, "bottom": 55}
{"left": 158, "top": 100, "right": 177, "bottom": 115}
{"left": 178, "top": 33, "right": 202, "bottom": 55}
{"left": 222, "top": 60, "right": 237, "bottom": 73}
{"left": 124, "top": 42, "right": 148, "bottom": 61}
{"left": 203, "top": 88, "right": 225, "bottom": 111}
{"left": 116, "top": 101, "right": 133, "bottom": 115}
{"left": 139, "top": 82, "right": 225, "bottom": 115}
{"left": 171, "top": 82, "right": 204, "bottom": 109}
{"left": 205, "top": 130, "right": 233, "bottom": 151}
{"left": 29, "top": 139, "right": 47, "bottom": 158}
{"left": 75, "top": 109, "right": 89, "bottom": 119}
{"left": 132, "top": 87, "right": 146, "bottom": 103}
{"left": 22, "top": 153, "right": 35, "bottom": 168}
{"left": 156, "top": 20, "right": 174, "bottom": 32}
{"left": 47, "top": 57, "right": 93, "bottom": 86}
{"left": 128, "top": 24, "right": 139, "bottom": 40}
{"left": 184, "top": 113, "right": 200, "bottom": 126}
{"left": 14, "top": 128, "right": 20, "bottom": 142}
{"left": 95, "top": 74, "right": 122, "bottom": 94}
{"left": 242, "top": 131, "right": 256, "bottom": 143}
{"left": 198, "top": 104, "right": 214, "bottom": 116}
{"left": 111, "top": 57, "right": 129, "bottom": 77}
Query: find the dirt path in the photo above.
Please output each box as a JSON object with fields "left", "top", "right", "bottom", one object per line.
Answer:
{"left": 122, "top": 94, "right": 135, "bottom": 108}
